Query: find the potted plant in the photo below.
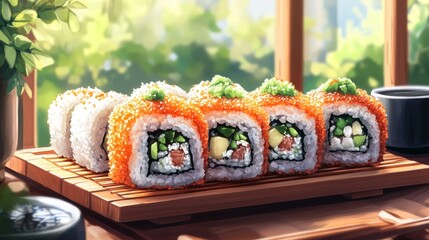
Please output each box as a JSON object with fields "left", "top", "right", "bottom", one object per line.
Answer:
{"left": 0, "top": 0, "right": 85, "bottom": 182}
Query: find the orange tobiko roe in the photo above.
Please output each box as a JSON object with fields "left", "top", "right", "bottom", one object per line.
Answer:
{"left": 189, "top": 81, "right": 270, "bottom": 177}
{"left": 107, "top": 94, "right": 208, "bottom": 188}
{"left": 250, "top": 91, "right": 326, "bottom": 174}
{"left": 308, "top": 89, "right": 388, "bottom": 164}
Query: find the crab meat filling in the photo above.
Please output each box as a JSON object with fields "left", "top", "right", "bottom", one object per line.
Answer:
{"left": 147, "top": 129, "right": 194, "bottom": 176}
{"left": 328, "top": 114, "right": 370, "bottom": 152}
{"left": 208, "top": 124, "right": 252, "bottom": 169}
{"left": 268, "top": 120, "right": 305, "bottom": 161}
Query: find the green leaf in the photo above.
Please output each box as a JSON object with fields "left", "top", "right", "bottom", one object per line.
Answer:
{"left": 54, "top": 0, "right": 67, "bottom": 7}
{"left": 12, "top": 10, "right": 38, "bottom": 27}
{"left": 23, "top": 82, "right": 32, "bottom": 98}
{"left": 13, "top": 35, "right": 32, "bottom": 50}
{"left": 0, "top": 46, "right": 5, "bottom": 67}
{"left": 1, "top": 1, "right": 12, "bottom": 21}
{"left": 0, "top": 29, "right": 11, "bottom": 44}
{"left": 67, "top": 10, "right": 80, "bottom": 32}
{"left": 39, "top": 10, "right": 57, "bottom": 24}
{"left": 8, "top": 0, "right": 18, "bottom": 7}
{"left": 6, "top": 76, "right": 17, "bottom": 94}
{"left": 55, "top": 8, "right": 69, "bottom": 22}
{"left": 14, "top": 53, "right": 25, "bottom": 74}
{"left": 20, "top": 52, "right": 36, "bottom": 68}
{"left": 69, "top": 1, "right": 86, "bottom": 9}
{"left": 34, "top": 0, "right": 51, "bottom": 10}
{"left": 4, "top": 45, "right": 16, "bottom": 68}
{"left": 33, "top": 53, "right": 54, "bottom": 68}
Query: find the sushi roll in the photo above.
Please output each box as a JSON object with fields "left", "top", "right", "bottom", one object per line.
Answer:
{"left": 189, "top": 75, "right": 269, "bottom": 181}
{"left": 131, "top": 81, "right": 188, "bottom": 99}
{"left": 48, "top": 87, "right": 105, "bottom": 158}
{"left": 70, "top": 91, "right": 127, "bottom": 172}
{"left": 108, "top": 88, "right": 208, "bottom": 189}
{"left": 251, "top": 77, "right": 325, "bottom": 174}
{"left": 308, "top": 78, "right": 388, "bottom": 166}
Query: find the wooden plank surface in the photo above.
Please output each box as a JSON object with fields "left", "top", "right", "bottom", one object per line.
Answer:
{"left": 384, "top": 0, "right": 408, "bottom": 86}
{"left": 6, "top": 148, "right": 429, "bottom": 223}
{"left": 275, "top": 0, "right": 303, "bottom": 90}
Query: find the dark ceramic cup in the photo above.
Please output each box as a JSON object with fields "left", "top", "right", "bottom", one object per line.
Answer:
{"left": 371, "top": 86, "right": 429, "bottom": 152}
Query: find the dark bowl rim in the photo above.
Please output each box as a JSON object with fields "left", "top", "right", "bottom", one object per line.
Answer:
{"left": 371, "top": 86, "right": 429, "bottom": 100}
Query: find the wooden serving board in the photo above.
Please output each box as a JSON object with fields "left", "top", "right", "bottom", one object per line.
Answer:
{"left": 6, "top": 147, "right": 429, "bottom": 223}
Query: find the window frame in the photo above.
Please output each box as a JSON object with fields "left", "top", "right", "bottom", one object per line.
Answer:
{"left": 20, "top": 0, "right": 408, "bottom": 149}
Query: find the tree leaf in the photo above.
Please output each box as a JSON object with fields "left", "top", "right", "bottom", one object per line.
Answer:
{"left": 4, "top": 45, "right": 16, "bottom": 68}
{"left": 13, "top": 35, "right": 33, "bottom": 50}
{"left": 9, "top": 0, "right": 18, "bottom": 7}
{"left": 0, "top": 29, "right": 11, "bottom": 44}
{"left": 14, "top": 53, "right": 25, "bottom": 74}
{"left": 1, "top": 27, "right": 13, "bottom": 40}
{"left": 0, "top": 46, "right": 5, "bottom": 67}
{"left": 54, "top": 0, "right": 67, "bottom": 7}
{"left": 33, "top": 53, "right": 54, "bottom": 68}
{"left": 8, "top": 0, "right": 18, "bottom": 7}
{"left": 38, "top": 10, "right": 57, "bottom": 24}
{"left": 67, "top": 10, "right": 80, "bottom": 32}
{"left": 55, "top": 8, "right": 69, "bottom": 22}
{"left": 12, "top": 9, "right": 38, "bottom": 28}
{"left": 6, "top": 75, "right": 17, "bottom": 94}
{"left": 20, "top": 51, "right": 36, "bottom": 68}
{"left": 1, "top": 1, "right": 12, "bottom": 21}
{"left": 23, "top": 82, "right": 32, "bottom": 98}
{"left": 69, "top": 1, "right": 86, "bottom": 9}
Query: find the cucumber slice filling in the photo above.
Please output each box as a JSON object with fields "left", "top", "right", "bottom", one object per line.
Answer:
{"left": 146, "top": 129, "right": 194, "bottom": 176}
{"left": 268, "top": 119, "right": 305, "bottom": 162}
{"left": 208, "top": 124, "right": 253, "bottom": 169}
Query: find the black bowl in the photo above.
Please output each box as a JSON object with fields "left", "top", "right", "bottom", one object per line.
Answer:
{"left": 0, "top": 196, "right": 85, "bottom": 240}
{"left": 371, "top": 86, "right": 429, "bottom": 152}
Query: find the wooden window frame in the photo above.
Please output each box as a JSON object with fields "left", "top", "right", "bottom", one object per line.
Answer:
{"left": 20, "top": 0, "right": 408, "bottom": 149}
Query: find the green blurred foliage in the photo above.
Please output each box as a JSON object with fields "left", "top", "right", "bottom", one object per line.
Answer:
{"left": 36, "top": 0, "right": 429, "bottom": 146}
{"left": 303, "top": 0, "right": 384, "bottom": 92}
{"left": 36, "top": 0, "right": 275, "bottom": 146}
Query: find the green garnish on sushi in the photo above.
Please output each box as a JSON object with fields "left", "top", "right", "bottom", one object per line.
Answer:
{"left": 320, "top": 78, "right": 357, "bottom": 94}
{"left": 208, "top": 75, "right": 245, "bottom": 99}
{"left": 144, "top": 89, "right": 166, "bottom": 101}
{"left": 260, "top": 77, "right": 297, "bottom": 97}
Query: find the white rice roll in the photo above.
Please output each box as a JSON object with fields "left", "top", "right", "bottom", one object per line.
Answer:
{"left": 48, "top": 87, "right": 104, "bottom": 158}
{"left": 70, "top": 91, "right": 127, "bottom": 172}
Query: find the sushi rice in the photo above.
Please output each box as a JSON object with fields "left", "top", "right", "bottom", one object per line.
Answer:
{"left": 70, "top": 91, "right": 127, "bottom": 172}
{"left": 48, "top": 87, "right": 104, "bottom": 158}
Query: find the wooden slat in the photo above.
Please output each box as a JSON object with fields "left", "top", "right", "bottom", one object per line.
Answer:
{"left": 6, "top": 149, "right": 429, "bottom": 223}
{"left": 20, "top": 70, "right": 37, "bottom": 149}
{"left": 384, "top": 0, "right": 408, "bottom": 86}
{"left": 275, "top": 0, "right": 303, "bottom": 90}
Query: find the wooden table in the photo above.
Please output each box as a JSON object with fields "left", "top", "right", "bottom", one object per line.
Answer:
{"left": 4, "top": 151, "right": 429, "bottom": 240}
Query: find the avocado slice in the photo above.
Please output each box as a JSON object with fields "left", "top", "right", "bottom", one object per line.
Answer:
{"left": 353, "top": 135, "right": 367, "bottom": 147}
{"left": 159, "top": 143, "right": 167, "bottom": 151}
{"left": 275, "top": 125, "right": 288, "bottom": 135}
{"left": 217, "top": 126, "right": 235, "bottom": 138}
{"left": 150, "top": 142, "right": 158, "bottom": 159}
{"left": 289, "top": 127, "right": 298, "bottom": 137}
{"left": 239, "top": 133, "right": 247, "bottom": 141}
{"left": 158, "top": 135, "right": 166, "bottom": 144}
{"left": 335, "top": 117, "right": 347, "bottom": 129}
{"left": 165, "top": 130, "right": 175, "bottom": 143}
{"left": 229, "top": 140, "right": 238, "bottom": 149}
{"left": 174, "top": 135, "right": 186, "bottom": 143}
{"left": 334, "top": 127, "right": 343, "bottom": 136}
